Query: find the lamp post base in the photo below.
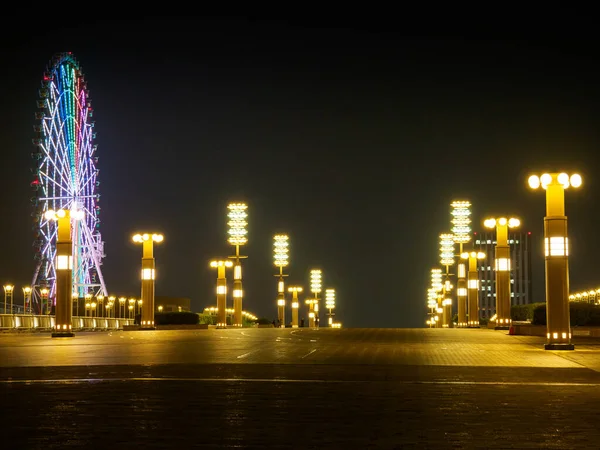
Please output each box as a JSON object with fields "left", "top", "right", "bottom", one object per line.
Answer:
{"left": 544, "top": 343, "right": 575, "bottom": 351}
{"left": 51, "top": 331, "right": 74, "bottom": 338}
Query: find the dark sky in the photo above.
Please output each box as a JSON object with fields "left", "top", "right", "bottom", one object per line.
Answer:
{"left": 1, "top": 16, "right": 599, "bottom": 327}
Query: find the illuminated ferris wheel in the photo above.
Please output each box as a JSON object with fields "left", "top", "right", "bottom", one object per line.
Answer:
{"left": 30, "top": 52, "right": 107, "bottom": 311}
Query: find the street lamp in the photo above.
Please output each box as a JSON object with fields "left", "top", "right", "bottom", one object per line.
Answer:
{"left": 40, "top": 287, "right": 49, "bottom": 315}
{"left": 45, "top": 208, "right": 85, "bottom": 336}
{"left": 273, "top": 234, "right": 289, "bottom": 328}
{"left": 128, "top": 298, "right": 136, "bottom": 319}
{"left": 3, "top": 284, "right": 13, "bottom": 315}
{"left": 528, "top": 172, "right": 582, "bottom": 350}
{"left": 22, "top": 287, "right": 32, "bottom": 314}
{"left": 451, "top": 200, "right": 471, "bottom": 328}
{"left": 227, "top": 202, "right": 248, "bottom": 327}
{"left": 483, "top": 217, "right": 521, "bottom": 330}
{"left": 108, "top": 296, "right": 115, "bottom": 318}
{"left": 210, "top": 259, "right": 233, "bottom": 328}
{"left": 440, "top": 233, "right": 455, "bottom": 328}
{"left": 325, "top": 288, "right": 336, "bottom": 326}
{"left": 96, "top": 295, "right": 104, "bottom": 317}
{"left": 288, "top": 286, "right": 303, "bottom": 328}
{"left": 307, "top": 269, "right": 322, "bottom": 328}
{"left": 430, "top": 268, "right": 443, "bottom": 327}
{"left": 461, "top": 251, "right": 485, "bottom": 327}
{"left": 118, "top": 296, "right": 126, "bottom": 318}
{"left": 132, "top": 232, "right": 164, "bottom": 329}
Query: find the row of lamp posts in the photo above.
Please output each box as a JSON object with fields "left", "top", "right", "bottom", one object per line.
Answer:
{"left": 427, "top": 172, "right": 582, "bottom": 351}
{"left": 45, "top": 206, "right": 162, "bottom": 338}
{"left": 208, "top": 202, "right": 339, "bottom": 329}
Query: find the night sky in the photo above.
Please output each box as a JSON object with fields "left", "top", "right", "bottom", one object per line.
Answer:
{"left": 1, "top": 17, "right": 599, "bottom": 327}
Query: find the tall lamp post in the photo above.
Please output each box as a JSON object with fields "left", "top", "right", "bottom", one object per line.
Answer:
{"left": 3, "top": 284, "right": 13, "bottom": 315}
{"left": 461, "top": 251, "right": 485, "bottom": 327}
{"left": 22, "top": 287, "right": 32, "bottom": 314}
{"left": 210, "top": 260, "right": 233, "bottom": 328}
{"left": 288, "top": 286, "right": 303, "bottom": 328}
{"left": 451, "top": 200, "right": 471, "bottom": 328}
{"left": 430, "top": 268, "right": 443, "bottom": 327}
{"left": 440, "top": 233, "right": 455, "bottom": 328}
{"left": 227, "top": 203, "right": 248, "bottom": 327}
{"left": 325, "top": 288, "right": 336, "bottom": 326}
{"left": 132, "top": 233, "right": 164, "bottom": 329}
{"left": 45, "top": 208, "right": 84, "bottom": 337}
{"left": 483, "top": 217, "right": 520, "bottom": 330}
{"left": 307, "top": 269, "right": 322, "bottom": 328}
{"left": 528, "top": 172, "right": 582, "bottom": 350}
{"left": 273, "top": 234, "right": 289, "bottom": 327}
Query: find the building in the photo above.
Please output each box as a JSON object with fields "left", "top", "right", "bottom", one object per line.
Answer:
{"left": 472, "top": 231, "right": 532, "bottom": 319}
{"left": 155, "top": 296, "right": 191, "bottom": 313}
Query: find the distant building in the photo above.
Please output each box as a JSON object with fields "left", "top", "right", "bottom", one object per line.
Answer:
{"left": 472, "top": 231, "right": 533, "bottom": 319}
{"left": 155, "top": 296, "right": 191, "bottom": 313}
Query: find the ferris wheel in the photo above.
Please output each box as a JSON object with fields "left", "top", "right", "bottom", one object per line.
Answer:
{"left": 30, "top": 52, "right": 107, "bottom": 312}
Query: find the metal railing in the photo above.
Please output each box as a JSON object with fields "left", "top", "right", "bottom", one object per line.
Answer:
{"left": 0, "top": 314, "right": 134, "bottom": 331}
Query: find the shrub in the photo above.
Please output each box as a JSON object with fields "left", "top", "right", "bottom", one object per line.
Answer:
{"left": 532, "top": 303, "right": 547, "bottom": 325}
{"left": 256, "top": 317, "right": 272, "bottom": 325}
{"left": 155, "top": 312, "right": 199, "bottom": 325}
{"left": 198, "top": 314, "right": 216, "bottom": 325}
{"left": 516, "top": 302, "right": 600, "bottom": 326}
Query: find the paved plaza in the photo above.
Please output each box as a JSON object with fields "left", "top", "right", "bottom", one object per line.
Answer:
{"left": 3, "top": 327, "right": 600, "bottom": 449}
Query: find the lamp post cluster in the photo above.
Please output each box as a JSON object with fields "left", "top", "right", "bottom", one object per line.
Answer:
{"left": 428, "top": 200, "right": 520, "bottom": 329}
{"left": 569, "top": 289, "right": 600, "bottom": 304}
{"left": 425, "top": 171, "right": 583, "bottom": 351}
{"left": 206, "top": 202, "right": 341, "bottom": 329}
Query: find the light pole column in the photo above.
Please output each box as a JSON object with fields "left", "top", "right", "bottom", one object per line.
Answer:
{"left": 457, "top": 263, "right": 467, "bottom": 327}
{"left": 309, "top": 269, "right": 322, "bottom": 329}
{"left": 289, "top": 288, "right": 301, "bottom": 328}
{"left": 545, "top": 180, "right": 570, "bottom": 349}
{"left": 141, "top": 239, "right": 156, "bottom": 329}
{"left": 232, "top": 263, "right": 243, "bottom": 327}
{"left": 133, "top": 233, "right": 163, "bottom": 330}
{"left": 273, "top": 234, "right": 289, "bottom": 328}
{"left": 462, "top": 252, "right": 484, "bottom": 328}
{"left": 50, "top": 209, "right": 76, "bottom": 337}
{"left": 277, "top": 278, "right": 285, "bottom": 327}
{"left": 211, "top": 260, "right": 232, "bottom": 328}
{"left": 528, "top": 172, "right": 581, "bottom": 350}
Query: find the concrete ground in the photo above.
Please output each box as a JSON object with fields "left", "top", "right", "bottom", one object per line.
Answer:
{"left": 2, "top": 327, "right": 600, "bottom": 449}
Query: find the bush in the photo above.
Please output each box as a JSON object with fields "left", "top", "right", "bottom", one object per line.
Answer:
{"left": 514, "top": 302, "right": 600, "bottom": 327}
{"left": 256, "top": 317, "right": 272, "bottom": 325}
{"left": 511, "top": 304, "right": 536, "bottom": 322}
{"left": 155, "top": 312, "right": 199, "bottom": 325}
{"left": 198, "top": 314, "right": 216, "bottom": 325}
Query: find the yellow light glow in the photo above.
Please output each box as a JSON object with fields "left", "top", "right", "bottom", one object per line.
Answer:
{"left": 227, "top": 202, "right": 248, "bottom": 246}
{"left": 557, "top": 172, "right": 570, "bottom": 188}
{"left": 273, "top": 234, "right": 289, "bottom": 267}
{"left": 310, "top": 269, "right": 322, "bottom": 294}
{"left": 439, "top": 233, "right": 455, "bottom": 266}
{"left": 460, "top": 252, "right": 469, "bottom": 259}
{"left": 325, "top": 288, "right": 336, "bottom": 309}
{"left": 570, "top": 173, "right": 582, "bottom": 188}
{"left": 288, "top": 286, "right": 303, "bottom": 293}
{"left": 450, "top": 201, "right": 471, "bottom": 244}
{"left": 56, "top": 209, "right": 66, "bottom": 218}
{"left": 210, "top": 260, "right": 234, "bottom": 268}
{"left": 528, "top": 175, "right": 540, "bottom": 189}
{"left": 498, "top": 217, "right": 507, "bottom": 226}
{"left": 483, "top": 218, "right": 496, "bottom": 228}
{"left": 508, "top": 218, "right": 520, "bottom": 228}
{"left": 540, "top": 173, "right": 552, "bottom": 189}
